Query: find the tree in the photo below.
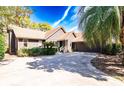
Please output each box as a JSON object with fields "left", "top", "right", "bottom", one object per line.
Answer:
{"left": 78, "top": 6, "right": 121, "bottom": 52}
{"left": 0, "top": 6, "right": 15, "bottom": 30}
{"left": 38, "top": 23, "right": 52, "bottom": 31}
{"left": 78, "top": 6, "right": 124, "bottom": 65}
{"left": 30, "top": 22, "right": 39, "bottom": 29}
{"left": 0, "top": 33, "right": 5, "bottom": 60}
{"left": 13, "top": 6, "right": 33, "bottom": 28}
{"left": 0, "top": 6, "right": 33, "bottom": 29}
{"left": 30, "top": 23, "right": 52, "bottom": 31}
{"left": 0, "top": 6, "right": 16, "bottom": 60}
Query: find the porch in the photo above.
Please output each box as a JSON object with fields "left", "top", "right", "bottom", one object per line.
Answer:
{"left": 57, "top": 40, "right": 68, "bottom": 52}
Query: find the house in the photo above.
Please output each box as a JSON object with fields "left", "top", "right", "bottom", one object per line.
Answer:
{"left": 72, "top": 32, "right": 90, "bottom": 52}
{"left": 7, "top": 25, "right": 86, "bottom": 54}
{"left": 7, "top": 25, "right": 45, "bottom": 54}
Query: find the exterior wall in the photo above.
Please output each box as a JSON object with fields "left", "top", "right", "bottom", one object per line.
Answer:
{"left": 27, "top": 40, "right": 43, "bottom": 48}
{"left": 57, "top": 34, "right": 76, "bottom": 52}
{"left": 17, "top": 39, "right": 44, "bottom": 50}
{"left": 67, "top": 34, "right": 76, "bottom": 52}
{"left": 64, "top": 40, "right": 68, "bottom": 52}
{"left": 46, "top": 29, "right": 65, "bottom": 41}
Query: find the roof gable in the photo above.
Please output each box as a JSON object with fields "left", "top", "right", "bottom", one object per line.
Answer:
{"left": 58, "top": 32, "right": 77, "bottom": 41}
{"left": 45, "top": 26, "right": 66, "bottom": 39}
{"left": 72, "top": 32, "right": 84, "bottom": 42}
{"left": 74, "top": 32, "right": 83, "bottom": 38}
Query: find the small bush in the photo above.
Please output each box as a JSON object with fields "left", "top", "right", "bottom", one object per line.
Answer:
{"left": 28, "top": 48, "right": 42, "bottom": 56}
{"left": 103, "top": 43, "right": 122, "bottom": 55}
{"left": 112, "top": 44, "right": 122, "bottom": 54}
{"left": 43, "top": 41, "right": 55, "bottom": 48}
{"left": 17, "top": 48, "right": 29, "bottom": 57}
{"left": 17, "top": 47, "right": 57, "bottom": 57}
{"left": 0, "top": 33, "right": 5, "bottom": 60}
{"left": 43, "top": 48, "right": 57, "bottom": 55}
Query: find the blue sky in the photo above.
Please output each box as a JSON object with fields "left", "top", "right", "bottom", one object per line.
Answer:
{"left": 30, "top": 6, "right": 79, "bottom": 32}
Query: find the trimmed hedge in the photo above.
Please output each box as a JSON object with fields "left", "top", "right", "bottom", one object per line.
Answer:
{"left": 0, "top": 33, "right": 5, "bottom": 60}
{"left": 17, "top": 47, "right": 57, "bottom": 57}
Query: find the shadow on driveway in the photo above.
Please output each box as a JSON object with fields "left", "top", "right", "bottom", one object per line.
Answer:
{"left": 26, "top": 53, "right": 108, "bottom": 81}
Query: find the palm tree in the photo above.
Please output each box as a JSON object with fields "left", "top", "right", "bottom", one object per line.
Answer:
{"left": 78, "top": 6, "right": 124, "bottom": 65}
{"left": 78, "top": 6, "right": 121, "bottom": 52}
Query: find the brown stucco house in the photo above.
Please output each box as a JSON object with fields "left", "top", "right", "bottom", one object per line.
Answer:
{"left": 7, "top": 25, "right": 86, "bottom": 54}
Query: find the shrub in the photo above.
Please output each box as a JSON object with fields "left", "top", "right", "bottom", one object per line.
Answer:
{"left": 0, "top": 33, "right": 5, "bottom": 60}
{"left": 43, "top": 41, "right": 55, "bottom": 48}
{"left": 28, "top": 47, "right": 42, "bottom": 56}
{"left": 17, "top": 48, "right": 29, "bottom": 57}
{"left": 103, "top": 43, "right": 122, "bottom": 55}
{"left": 42, "top": 48, "right": 57, "bottom": 55}
{"left": 17, "top": 47, "right": 57, "bottom": 57}
{"left": 112, "top": 44, "right": 122, "bottom": 54}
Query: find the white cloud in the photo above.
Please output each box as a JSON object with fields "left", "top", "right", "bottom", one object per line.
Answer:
{"left": 53, "top": 6, "right": 72, "bottom": 27}
{"left": 69, "top": 26, "right": 78, "bottom": 31}
{"left": 71, "top": 7, "right": 79, "bottom": 21}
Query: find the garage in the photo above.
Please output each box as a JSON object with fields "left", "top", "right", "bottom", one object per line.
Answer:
{"left": 72, "top": 42, "right": 90, "bottom": 52}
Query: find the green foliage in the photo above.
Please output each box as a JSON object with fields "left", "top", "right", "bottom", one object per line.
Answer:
{"left": 31, "top": 23, "right": 52, "bottom": 31}
{"left": 13, "top": 6, "right": 33, "bottom": 28}
{"left": 79, "top": 6, "right": 121, "bottom": 50}
{"left": 17, "top": 48, "right": 57, "bottom": 57}
{"left": 43, "top": 41, "right": 55, "bottom": 48}
{"left": 0, "top": 6, "right": 52, "bottom": 31}
{"left": 28, "top": 48, "right": 43, "bottom": 56}
{"left": 31, "top": 22, "right": 39, "bottom": 29}
{"left": 0, "top": 33, "right": 5, "bottom": 60}
{"left": 38, "top": 23, "right": 52, "bottom": 31}
{"left": 0, "top": 6, "right": 15, "bottom": 29}
{"left": 17, "top": 48, "right": 29, "bottom": 57}
{"left": 42, "top": 48, "right": 57, "bottom": 55}
{"left": 0, "top": 6, "right": 33, "bottom": 29}
{"left": 103, "top": 44, "right": 122, "bottom": 55}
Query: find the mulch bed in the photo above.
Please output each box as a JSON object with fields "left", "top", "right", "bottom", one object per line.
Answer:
{"left": 91, "top": 54, "right": 124, "bottom": 82}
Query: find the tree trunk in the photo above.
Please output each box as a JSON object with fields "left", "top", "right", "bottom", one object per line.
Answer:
{"left": 122, "top": 48, "right": 124, "bottom": 66}
{"left": 120, "top": 11, "right": 124, "bottom": 66}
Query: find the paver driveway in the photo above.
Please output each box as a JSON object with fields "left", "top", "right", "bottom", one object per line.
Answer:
{"left": 0, "top": 52, "right": 123, "bottom": 86}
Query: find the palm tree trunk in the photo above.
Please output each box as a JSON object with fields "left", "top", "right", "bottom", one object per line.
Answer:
{"left": 120, "top": 12, "right": 124, "bottom": 66}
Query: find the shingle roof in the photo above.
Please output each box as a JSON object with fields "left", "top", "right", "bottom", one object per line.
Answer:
{"left": 72, "top": 32, "right": 84, "bottom": 42}
{"left": 72, "top": 37, "right": 84, "bottom": 42}
{"left": 45, "top": 26, "right": 66, "bottom": 39}
{"left": 8, "top": 25, "right": 84, "bottom": 42}
{"left": 58, "top": 32, "right": 76, "bottom": 41}
{"left": 74, "top": 32, "right": 83, "bottom": 38}
{"left": 9, "top": 25, "right": 45, "bottom": 40}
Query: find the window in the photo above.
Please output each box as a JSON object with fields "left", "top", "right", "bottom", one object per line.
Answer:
{"left": 28, "top": 39, "right": 39, "bottom": 42}
{"left": 19, "top": 38, "right": 23, "bottom": 42}
{"left": 24, "top": 39, "right": 28, "bottom": 47}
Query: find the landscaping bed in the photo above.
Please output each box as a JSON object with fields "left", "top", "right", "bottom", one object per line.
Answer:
{"left": 91, "top": 54, "right": 124, "bottom": 82}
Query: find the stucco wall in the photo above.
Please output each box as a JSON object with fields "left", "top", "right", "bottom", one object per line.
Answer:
{"left": 17, "top": 39, "right": 43, "bottom": 50}
{"left": 66, "top": 33, "right": 76, "bottom": 52}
